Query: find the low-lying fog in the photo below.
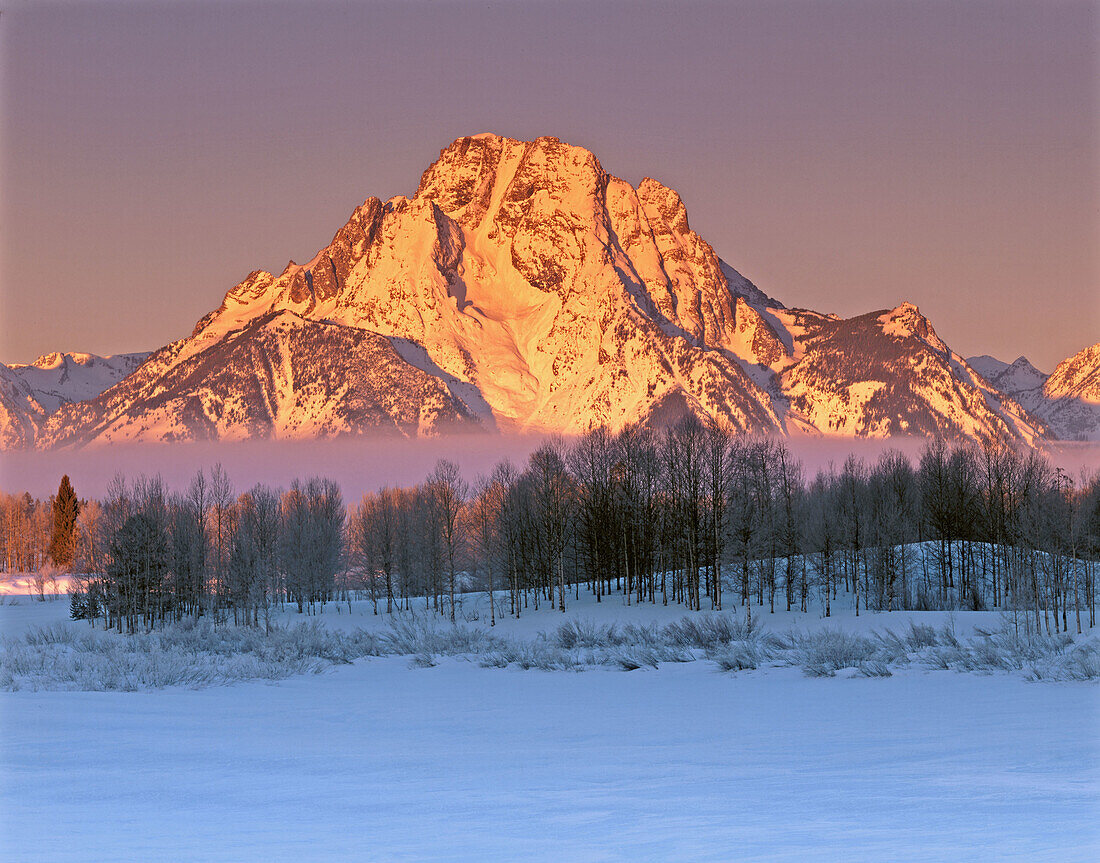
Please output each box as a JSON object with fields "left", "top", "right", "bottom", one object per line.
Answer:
{"left": 3, "top": 433, "right": 1098, "bottom": 500}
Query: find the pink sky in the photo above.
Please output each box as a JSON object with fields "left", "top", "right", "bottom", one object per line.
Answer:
{"left": 2, "top": 1, "right": 1097, "bottom": 371}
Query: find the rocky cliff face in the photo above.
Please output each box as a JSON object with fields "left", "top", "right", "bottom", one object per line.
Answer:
{"left": 11, "top": 133, "right": 1063, "bottom": 449}
{"left": 775, "top": 303, "right": 1042, "bottom": 441}
{"left": 0, "top": 351, "right": 151, "bottom": 448}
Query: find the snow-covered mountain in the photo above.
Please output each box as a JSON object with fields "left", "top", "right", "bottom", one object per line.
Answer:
{"left": 967, "top": 355, "right": 1049, "bottom": 413}
{"left": 40, "top": 312, "right": 480, "bottom": 447}
{"left": 8, "top": 351, "right": 150, "bottom": 414}
{"left": 967, "top": 345, "right": 1100, "bottom": 441}
{"left": 14, "top": 134, "right": 1057, "bottom": 449}
{"left": 0, "top": 363, "right": 44, "bottom": 450}
{"left": 0, "top": 351, "right": 150, "bottom": 448}
{"left": 1035, "top": 343, "right": 1100, "bottom": 442}
{"left": 1046, "top": 343, "right": 1100, "bottom": 400}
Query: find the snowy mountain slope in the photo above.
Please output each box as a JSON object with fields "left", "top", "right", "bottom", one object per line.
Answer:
{"left": 41, "top": 311, "right": 481, "bottom": 447}
{"left": 967, "top": 355, "right": 1048, "bottom": 413}
{"left": 23, "top": 134, "right": 1053, "bottom": 448}
{"left": 967, "top": 345, "right": 1100, "bottom": 441}
{"left": 1040, "top": 343, "right": 1100, "bottom": 441}
{"left": 8, "top": 351, "right": 150, "bottom": 414}
{"left": 1045, "top": 342, "right": 1100, "bottom": 402}
{"left": 0, "top": 363, "right": 44, "bottom": 450}
{"left": 772, "top": 304, "right": 1044, "bottom": 442}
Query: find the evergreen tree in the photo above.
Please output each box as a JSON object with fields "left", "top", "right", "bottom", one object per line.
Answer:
{"left": 48, "top": 475, "right": 81, "bottom": 568}
{"left": 69, "top": 590, "right": 87, "bottom": 620}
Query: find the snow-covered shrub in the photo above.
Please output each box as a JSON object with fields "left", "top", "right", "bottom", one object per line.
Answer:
{"left": 790, "top": 629, "right": 879, "bottom": 677}
{"left": 662, "top": 614, "right": 758, "bottom": 649}
{"left": 502, "top": 642, "right": 586, "bottom": 671}
{"left": 551, "top": 618, "right": 623, "bottom": 649}
{"left": 6, "top": 607, "right": 1097, "bottom": 690}
{"left": 855, "top": 660, "right": 893, "bottom": 678}
{"left": 611, "top": 646, "right": 660, "bottom": 670}
{"left": 1026, "top": 642, "right": 1100, "bottom": 681}
{"left": 0, "top": 619, "right": 382, "bottom": 691}
{"left": 710, "top": 642, "right": 764, "bottom": 672}
{"left": 618, "top": 622, "right": 662, "bottom": 647}
{"left": 477, "top": 651, "right": 511, "bottom": 669}
{"left": 381, "top": 615, "right": 503, "bottom": 657}
{"left": 904, "top": 622, "right": 939, "bottom": 649}
{"left": 610, "top": 644, "right": 694, "bottom": 671}
{"left": 912, "top": 626, "right": 1093, "bottom": 678}
{"left": 22, "top": 623, "right": 82, "bottom": 646}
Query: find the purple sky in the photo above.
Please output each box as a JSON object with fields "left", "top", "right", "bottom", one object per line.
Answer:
{"left": 2, "top": 0, "right": 1097, "bottom": 372}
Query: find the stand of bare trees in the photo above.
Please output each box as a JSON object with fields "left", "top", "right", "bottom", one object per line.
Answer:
{"left": 16, "top": 420, "right": 1098, "bottom": 634}
{"left": 348, "top": 428, "right": 1098, "bottom": 634}
{"left": 1, "top": 491, "right": 52, "bottom": 576}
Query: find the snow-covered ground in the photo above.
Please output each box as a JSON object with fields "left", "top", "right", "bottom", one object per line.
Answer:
{"left": 1, "top": 594, "right": 1097, "bottom": 862}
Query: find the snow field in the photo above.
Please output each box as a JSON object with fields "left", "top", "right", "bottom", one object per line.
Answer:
{"left": 3, "top": 591, "right": 1099, "bottom": 690}
{"left": 1, "top": 594, "right": 1097, "bottom": 862}
{"left": 1, "top": 655, "right": 1096, "bottom": 862}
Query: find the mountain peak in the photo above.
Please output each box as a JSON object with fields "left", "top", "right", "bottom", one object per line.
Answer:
{"left": 413, "top": 134, "right": 607, "bottom": 233}
{"left": 1008, "top": 356, "right": 1046, "bottom": 376}
{"left": 10, "top": 134, "right": 1067, "bottom": 449}
{"left": 877, "top": 302, "right": 947, "bottom": 352}
{"left": 31, "top": 352, "right": 65, "bottom": 370}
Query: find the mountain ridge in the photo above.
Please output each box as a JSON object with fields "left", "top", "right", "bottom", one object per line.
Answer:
{"left": 8, "top": 133, "right": 1084, "bottom": 450}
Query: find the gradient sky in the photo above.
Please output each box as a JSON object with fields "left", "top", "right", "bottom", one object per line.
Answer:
{"left": 2, "top": 0, "right": 1097, "bottom": 372}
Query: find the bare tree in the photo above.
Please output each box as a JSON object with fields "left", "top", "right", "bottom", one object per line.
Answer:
{"left": 429, "top": 460, "right": 468, "bottom": 622}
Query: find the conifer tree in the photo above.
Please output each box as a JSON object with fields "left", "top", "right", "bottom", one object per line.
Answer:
{"left": 48, "top": 475, "right": 80, "bottom": 568}
{"left": 69, "top": 590, "right": 87, "bottom": 620}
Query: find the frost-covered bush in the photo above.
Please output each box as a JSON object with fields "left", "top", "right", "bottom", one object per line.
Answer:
{"left": 710, "top": 642, "right": 766, "bottom": 672}
{"left": 477, "top": 651, "right": 511, "bottom": 669}
{"left": 381, "top": 615, "right": 503, "bottom": 657}
{"left": 23, "top": 623, "right": 86, "bottom": 647}
{"left": 504, "top": 642, "right": 588, "bottom": 671}
{"left": 618, "top": 622, "right": 662, "bottom": 647}
{"left": 611, "top": 644, "right": 695, "bottom": 671}
{"left": 0, "top": 619, "right": 381, "bottom": 692}
{"left": 662, "top": 614, "right": 758, "bottom": 649}
{"left": 854, "top": 660, "right": 893, "bottom": 678}
{"left": 551, "top": 619, "right": 624, "bottom": 649}
{"left": 903, "top": 622, "right": 939, "bottom": 649}
{"left": 5, "top": 609, "right": 1097, "bottom": 690}
{"left": 788, "top": 629, "right": 879, "bottom": 677}
{"left": 1026, "top": 642, "right": 1100, "bottom": 681}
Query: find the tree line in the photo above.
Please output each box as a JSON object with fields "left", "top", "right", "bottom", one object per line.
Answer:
{"left": 1, "top": 474, "right": 80, "bottom": 598}
{"left": 9, "top": 420, "right": 1099, "bottom": 636}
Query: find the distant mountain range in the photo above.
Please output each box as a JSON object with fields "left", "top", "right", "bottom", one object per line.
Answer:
{"left": 3, "top": 134, "right": 1096, "bottom": 449}
{"left": 967, "top": 347, "right": 1100, "bottom": 442}
{"left": 1, "top": 352, "right": 148, "bottom": 449}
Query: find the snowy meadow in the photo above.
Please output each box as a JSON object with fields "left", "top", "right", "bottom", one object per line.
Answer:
{"left": 1, "top": 591, "right": 1098, "bottom": 863}
{"left": 4, "top": 593, "right": 1100, "bottom": 690}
